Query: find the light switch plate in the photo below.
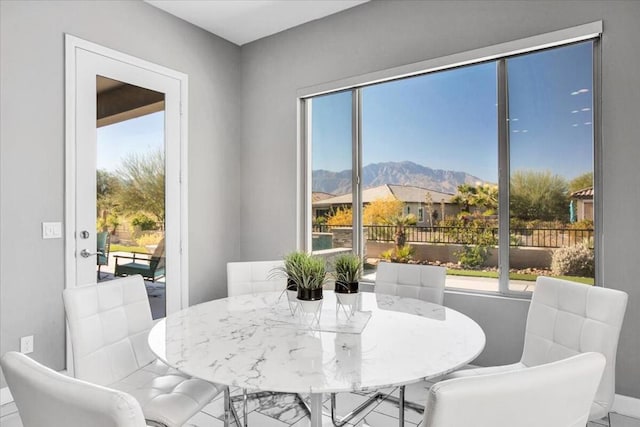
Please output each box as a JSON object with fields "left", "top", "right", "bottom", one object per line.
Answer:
{"left": 42, "top": 222, "right": 62, "bottom": 239}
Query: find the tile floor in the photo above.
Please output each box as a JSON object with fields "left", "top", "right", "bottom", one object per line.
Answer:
{"left": 2, "top": 379, "right": 639, "bottom": 426}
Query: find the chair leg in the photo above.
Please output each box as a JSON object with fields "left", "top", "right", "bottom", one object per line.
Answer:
{"left": 398, "top": 385, "right": 405, "bottom": 427}
{"left": 224, "top": 387, "right": 230, "bottom": 427}
{"left": 245, "top": 389, "right": 250, "bottom": 427}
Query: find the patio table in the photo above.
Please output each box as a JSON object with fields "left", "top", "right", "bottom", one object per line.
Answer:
{"left": 147, "top": 290, "right": 485, "bottom": 427}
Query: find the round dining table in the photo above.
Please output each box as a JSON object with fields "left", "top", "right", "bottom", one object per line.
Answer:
{"left": 148, "top": 290, "right": 485, "bottom": 427}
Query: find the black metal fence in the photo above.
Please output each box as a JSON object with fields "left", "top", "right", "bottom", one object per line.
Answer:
{"left": 312, "top": 224, "right": 593, "bottom": 248}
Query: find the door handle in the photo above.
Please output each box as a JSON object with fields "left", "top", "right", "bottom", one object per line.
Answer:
{"left": 80, "top": 249, "right": 100, "bottom": 258}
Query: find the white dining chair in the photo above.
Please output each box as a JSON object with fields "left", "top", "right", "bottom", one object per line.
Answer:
{"left": 226, "top": 260, "right": 296, "bottom": 426}
{"left": 448, "top": 276, "right": 628, "bottom": 425}
{"left": 63, "top": 275, "right": 226, "bottom": 427}
{"left": 375, "top": 262, "right": 446, "bottom": 305}
{"left": 329, "top": 262, "right": 447, "bottom": 426}
{"left": 227, "top": 260, "right": 286, "bottom": 296}
{"left": 1, "top": 351, "right": 147, "bottom": 427}
{"left": 424, "top": 352, "right": 606, "bottom": 427}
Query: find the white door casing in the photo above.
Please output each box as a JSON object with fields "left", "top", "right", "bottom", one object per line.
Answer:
{"left": 65, "top": 35, "right": 189, "bottom": 373}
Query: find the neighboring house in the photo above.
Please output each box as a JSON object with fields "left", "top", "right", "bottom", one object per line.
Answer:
{"left": 570, "top": 187, "right": 594, "bottom": 221}
{"left": 311, "top": 192, "right": 335, "bottom": 219}
{"left": 312, "top": 184, "right": 457, "bottom": 226}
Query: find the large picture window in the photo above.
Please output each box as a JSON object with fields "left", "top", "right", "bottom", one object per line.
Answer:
{"left": 305, "top": 37, "right": 597, "bottom": 295}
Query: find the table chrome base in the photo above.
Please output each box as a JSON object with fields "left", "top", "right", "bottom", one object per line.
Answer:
{"left": 329, "top": 386, "right": 425, "bottom": 427}
{"left": 229, "top": 390, "right": 311, "bottom": 427}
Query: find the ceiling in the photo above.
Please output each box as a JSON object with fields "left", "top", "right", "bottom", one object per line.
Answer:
{"left": 144, "top": 0, "right": 368, "bottom": 46}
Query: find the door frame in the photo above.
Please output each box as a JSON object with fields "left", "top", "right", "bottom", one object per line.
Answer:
{"left": 64, "top": 34, "right": 189, "bottom": 373}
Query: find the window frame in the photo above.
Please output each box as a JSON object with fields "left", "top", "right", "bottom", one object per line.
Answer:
{"left": 298, "top": 22, "right": 602, "bottom": 296}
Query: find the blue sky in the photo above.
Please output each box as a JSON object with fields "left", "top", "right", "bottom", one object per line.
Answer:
{"left": 97, "top": 111, "right": 164, "bottom": 172}
{"left": 311, "top": 41, "right": 593, "bottom": 183}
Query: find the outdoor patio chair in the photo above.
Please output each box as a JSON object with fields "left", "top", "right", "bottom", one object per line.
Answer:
{"left": 114, "top": 238, "right": 165, "bottom": 282}
{"left": 1, "top": 351, "right": 147, "bottom": 427}
{"left": 447, "top": 276, "right": 628, "bottom": 425}
{"left": 423, "top": 352, "right": 605, "bottom": 427}
{"left": 63, "top": 275, "right": 227, "bottom": 427}
{"left": 96, "top": 231, "right": 110, "bottom": 280}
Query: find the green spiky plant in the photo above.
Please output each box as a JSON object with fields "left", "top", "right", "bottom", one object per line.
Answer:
{"left": 271, "top": 251, "right": 328, "bottom": 291}
{"left": 287, "top": 253, "right": 327, "bottom": 290}
{"left": 333, "top": 253, "right": 362, "bottom": 294}
{"left": 334, "top": 253, "right": 362, "bottom": 284}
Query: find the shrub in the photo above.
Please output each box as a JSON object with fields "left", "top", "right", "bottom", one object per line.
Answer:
{"left": 130, "top": 212, "right": 157, "bottom": 231}
{"left": 455, "top": 245, "right": 490, "bottom": 268}
{"left": 551, "top": 241, "right": 594, "bottom": 277}
{"left": 568, "top": 219, "right": 594, "bottom": 230}
{"left": 381, "top": 244, "right": 414, "bottom": 263}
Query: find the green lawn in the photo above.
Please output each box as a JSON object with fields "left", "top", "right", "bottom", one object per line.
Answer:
{"left": 110, "top": 244, "right": 149, "bottom": 254}
{"left": 446, "top": 268, "right": 594, "bottom": 285}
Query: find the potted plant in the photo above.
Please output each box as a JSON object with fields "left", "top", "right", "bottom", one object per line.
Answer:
{"left": 282, "top": 251, "right": 307, "bottom": 294}
{"left": 333, "top": 253, "right": 362, "bottom": 294}
{"left": 333, "top": 253, "right": 362, "bottom": 307}
{"left": 284, "top": 253, "right": 327, "bottom": 315}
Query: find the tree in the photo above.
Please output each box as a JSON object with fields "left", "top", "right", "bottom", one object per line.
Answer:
{"left": 510, "top": 170, "right": 568, "bottom": 221}
{"left": 474, "top": 184, "right": 498, "bottom": 213}
{"left": 452, "top": 183, "right": 498, "bottom": 213}
{"left": 384, "top": 214, "right": 417, "bottom": 250}
{"left": 424, "top": 192, "right": 434, "bottom": 226}
{"left": 96, "top": 169, "right": 123, "bottom": 232}
{"left": 326, "top": 207, "right": 352, "bottom": 226}
{"left": 569, "top": 172, "right": 593, "bottom": 193}
{"left": 363, "top": 197, "right": 403, "bottom": 225}
{"left": 326, "top": 197, "right": 405, "bottom": 227}
{"left": 115, "top": 150, "right": 166, "bottom": 229}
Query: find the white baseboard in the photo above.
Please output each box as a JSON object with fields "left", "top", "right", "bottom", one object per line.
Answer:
{"left": 0, "top": 387, "right": 13, "bottom": 406}
{"left": 613, "top": 393, "right": 640, "bottom": 419}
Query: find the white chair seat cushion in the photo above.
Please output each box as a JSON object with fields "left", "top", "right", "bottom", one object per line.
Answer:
{"left": 110, "top": 359, "right": 223, "bottom": 427}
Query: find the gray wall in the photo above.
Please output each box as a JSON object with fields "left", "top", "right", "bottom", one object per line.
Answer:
{"left": 0, "top": 0, "right": 241, "bottom": 387}
{"left": 239, "top": 1, "right": 640, "bottom": 398}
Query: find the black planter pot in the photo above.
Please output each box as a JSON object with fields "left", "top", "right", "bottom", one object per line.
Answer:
{"left": 335, "top": 281, "right": 359, "bottom": 294}
{"left": 297, "top": 287, "right": 323, "bottom": 301}
{"left": 287, "top": 278, "right": 297, "bottom": 291}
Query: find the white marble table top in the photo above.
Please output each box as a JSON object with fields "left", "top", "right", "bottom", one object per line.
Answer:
{"left": 148, "top": 291, "right": 485, "bottom": 394}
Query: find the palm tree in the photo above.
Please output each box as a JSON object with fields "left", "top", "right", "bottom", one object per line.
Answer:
{"left": 385, "top": 214, "right": 416, "bottom": 250}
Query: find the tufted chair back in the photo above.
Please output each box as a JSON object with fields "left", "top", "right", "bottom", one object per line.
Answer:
{"left": 375, "top": 262, "right": 446, "bottom": 305}
{"left": 424, "top": 352, "right": 606, "bottom": 427}
{"left": 63, "top": 275, "right": 155, "bottom": 386}
{"left": 227, "top": 260, "right": 286, "bottom": 296}
{"left": 522, "top": 276, "right": 628, "bottom": 418}
{"left": 1, "top": 351, "right": 146, "bottom": 427}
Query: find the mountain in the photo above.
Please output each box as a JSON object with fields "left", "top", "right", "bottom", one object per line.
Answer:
{"left": 312, "top": 161, "right": 486, "bottom": 195}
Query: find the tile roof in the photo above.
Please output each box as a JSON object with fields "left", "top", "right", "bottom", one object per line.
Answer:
{"left": 312, "top": 184, "right": 455, "bottom": 207}
{"left": 312, "top": 192, "right": 335, "bottom": 202}
{"left": 570, "top": 187, "right": 594, "bottom": 199}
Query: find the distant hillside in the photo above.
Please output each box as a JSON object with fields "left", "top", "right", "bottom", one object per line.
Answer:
{"left": 312, "top": 161, "right": 486, "bottom": 195}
